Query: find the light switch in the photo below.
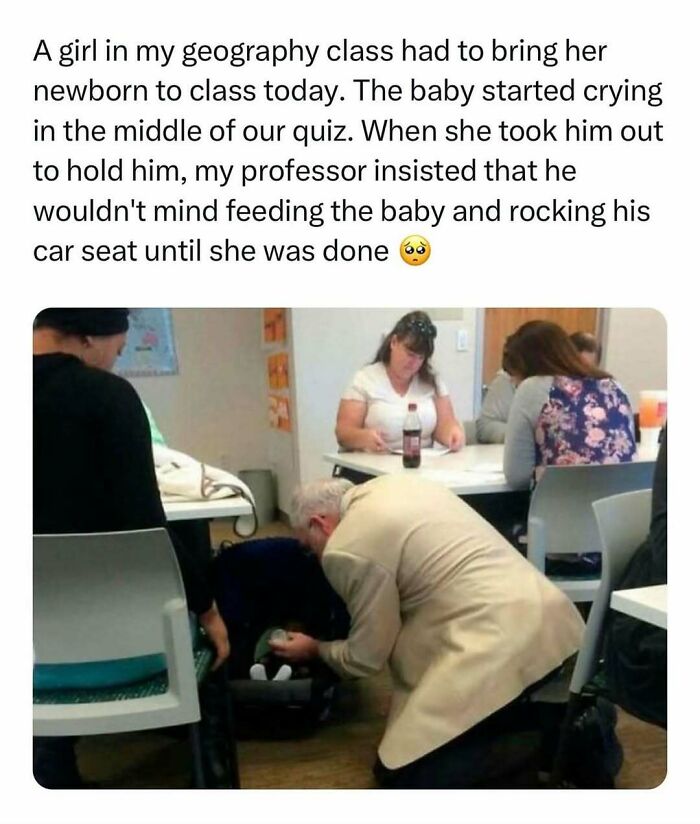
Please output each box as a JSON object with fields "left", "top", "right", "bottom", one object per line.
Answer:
{"left": 456, "top": 329, "right": 469, "bottom": 351}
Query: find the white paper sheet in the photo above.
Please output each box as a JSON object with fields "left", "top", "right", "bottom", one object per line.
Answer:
{"left": 390, "top": 445, "right": 451, "bottom": 457}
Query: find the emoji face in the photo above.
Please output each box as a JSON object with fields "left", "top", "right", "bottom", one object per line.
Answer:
{"left": 400, "top": 235, "right": 431, "bottom": 266}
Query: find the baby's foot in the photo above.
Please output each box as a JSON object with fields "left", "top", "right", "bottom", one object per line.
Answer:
{"left": 249, "top": 663, "right": 267, "bottom": 681}
{"left": 272, "top": 664, "right": 292, "bottom": 682}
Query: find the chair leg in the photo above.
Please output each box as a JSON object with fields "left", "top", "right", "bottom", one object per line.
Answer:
{"left": 189, "top": 724, "right": 207, "bottom": 789}
{"left": 198, "top": 668, "right": 240, "bottom": 788}
{"left": 222, "top": 674, "right": 241, "bottom": 789}
{"left": 547, "top": 692, "right": 585, "bottom": 788}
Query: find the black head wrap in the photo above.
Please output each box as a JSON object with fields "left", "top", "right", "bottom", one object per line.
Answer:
{"left": 34, "top": 309, "right": 130, "bottom": 336}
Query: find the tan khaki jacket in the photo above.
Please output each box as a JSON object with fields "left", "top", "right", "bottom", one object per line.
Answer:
{"left": 318, "top": 474, "right": 584, "bottom": 769}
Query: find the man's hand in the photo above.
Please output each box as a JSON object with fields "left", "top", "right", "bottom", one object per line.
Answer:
{"left": 269, "top": 631, "right": 320, "bottom": 663}
{"left": 198, "top": 603, "right": 230, "bottom": 671}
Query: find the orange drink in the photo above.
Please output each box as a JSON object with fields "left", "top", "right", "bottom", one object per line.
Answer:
{"left": 639, "top": 390, "right": 668, "bottom": 428}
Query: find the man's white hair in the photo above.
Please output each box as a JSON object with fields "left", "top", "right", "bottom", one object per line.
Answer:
{"left": 289, "top": 478, "right": 354, "bottom": 529}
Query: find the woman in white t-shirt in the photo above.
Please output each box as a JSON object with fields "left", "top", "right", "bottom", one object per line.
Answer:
{"left": 336, "top": 311, "right": 465, "bottom": 453}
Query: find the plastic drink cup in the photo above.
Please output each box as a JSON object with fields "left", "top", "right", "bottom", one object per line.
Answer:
{"left": 639, "top": 390, "right": 667, "bottom": 447}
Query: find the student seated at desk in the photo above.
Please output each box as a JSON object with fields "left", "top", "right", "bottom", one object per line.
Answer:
{"left": 502, "top": 321, "right": 635, "bottom": 572}
{"left": 335, "top": 311, "right": 464, "bottom": 453}
{"left": 503, "top": 320, "right": 636, "bottom": 490}
{"left": 476, "top": 330, "right": 603, "bottom": 446}
{"left": 33, "top": 308, "right": 230, "bottom": 788}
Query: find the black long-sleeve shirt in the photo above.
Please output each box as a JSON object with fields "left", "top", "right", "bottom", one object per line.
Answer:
{"left": 33, "top": 353, "right": 212, "bottom": 614}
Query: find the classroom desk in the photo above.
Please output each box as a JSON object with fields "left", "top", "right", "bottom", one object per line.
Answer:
{"left": 610, "top": 585, "right": 667, "bottom": 629}
{"left": 163, "top": 497, "right": 253, "bottom": 522}
{"left": 323, "top": 443, "right": 659, "bottom": 496}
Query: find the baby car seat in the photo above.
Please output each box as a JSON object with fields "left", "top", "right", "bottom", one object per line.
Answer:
{"left": 212, "top": 538, "right": 350, "bottom": 737}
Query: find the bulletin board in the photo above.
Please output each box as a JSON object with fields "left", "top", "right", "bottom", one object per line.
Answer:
{"left": 115, "top": 309, "right": 178, "bottom": 377}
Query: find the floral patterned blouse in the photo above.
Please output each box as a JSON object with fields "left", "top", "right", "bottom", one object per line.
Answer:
{"left": 535, "top": 377, "right": 636, "bottom": 471}
{"left": 504, "top": 375, "right": 637, "bottom": 488}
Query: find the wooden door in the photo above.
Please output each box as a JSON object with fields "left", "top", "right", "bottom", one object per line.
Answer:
{"left": 482, "top": 308, "right": 600, "bottom": 385}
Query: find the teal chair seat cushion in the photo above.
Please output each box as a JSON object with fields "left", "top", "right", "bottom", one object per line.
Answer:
{"left": 34, "top": 617, "right": 204, "bottom": 694}
{"left": 34, "top": 643, "right": 213, "bottom": 705}
{"left": 34, "top": 653, "right": 166, "bottom": 690}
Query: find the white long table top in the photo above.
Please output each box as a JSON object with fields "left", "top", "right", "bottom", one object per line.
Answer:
{"left": 324, "top": 443, "right": 659, "bottom": 496}
{"left": 324, "top": 444, "right": 512, "bottom": 495}
{"left": 611, "top": 585, "right": 667, "bottom": 629}
{"left": 163, "top": 497, "right": 253, "bottom": 522}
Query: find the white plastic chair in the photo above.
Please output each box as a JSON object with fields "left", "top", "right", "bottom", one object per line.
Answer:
{"left": 548, "top": 489, "right": 652, "bottom": 786}
{"left": 527, "top": 462, "right": 654, "bottom": 601}
{"left": 33, "top": 528, "right": 212, "bottom": 786}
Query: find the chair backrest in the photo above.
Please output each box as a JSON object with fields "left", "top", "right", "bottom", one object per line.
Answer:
{"left": 527, "top": 462, "right": 655, "bottom": 571}
{"left": 33, "top": 528, "right": 187, "bottom": 664}
{"left": 34, "top": 528, "right": 201, "bottom": 736}
{"left": 569, "top": 489, "right": 652, "bottom": 693}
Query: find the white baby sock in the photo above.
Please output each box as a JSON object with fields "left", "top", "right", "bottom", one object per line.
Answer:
{"left": 272, "top": 664, "right": 292, "bottom": 682}
{"left": 249, "top": 663, "right": 267, "bottom": 681}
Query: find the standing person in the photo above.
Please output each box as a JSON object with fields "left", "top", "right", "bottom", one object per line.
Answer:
{"left": 33, "top": 308, "right": 230, "bottom": 788}
{"left": 271, "top": 475, "right": 585, "bottom": 788}
{"left": 335, "top": 311, "right": 464, "bottom": 454}
{"left": 503, "top": 320, "right": 635, "bottom": 490}
{"left": 476, "top": 336, "right": 516, "bottom": 444}
{"left": 570, "top": 330, "right": 603, "bottom": 368}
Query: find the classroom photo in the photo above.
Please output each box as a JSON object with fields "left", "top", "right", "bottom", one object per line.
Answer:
{"left": 32, "top": 306, "right": 667, "bottom": 790}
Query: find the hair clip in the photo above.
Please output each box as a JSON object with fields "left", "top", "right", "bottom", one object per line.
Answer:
{"left": 402, "top": 317, "right": 436, "bottom": 338}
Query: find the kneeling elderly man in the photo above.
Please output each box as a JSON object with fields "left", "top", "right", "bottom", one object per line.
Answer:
{"left": 271, "top": 475, "right": 585, "bottom": 788}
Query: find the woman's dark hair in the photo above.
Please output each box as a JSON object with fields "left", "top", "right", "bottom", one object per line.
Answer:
{"left": 570, "top": 330, "right": 602, "bottom": 364}
{"left": 373, "top": 311, "right": 438, "bottom": 388}
{"left": 501, "top": 335, "right": 514, "bottom": 371}
{"left": 503, "top": 320, "right": 611, "bottom": 380}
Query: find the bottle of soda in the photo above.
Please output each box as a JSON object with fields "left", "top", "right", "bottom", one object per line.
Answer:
{"left": 403, "top": 403, "right": 422, "bottom": 468}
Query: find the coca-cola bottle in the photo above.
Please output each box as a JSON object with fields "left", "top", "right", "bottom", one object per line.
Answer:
{"left": 403, "top": 403, "right": 421, "bottom": 468}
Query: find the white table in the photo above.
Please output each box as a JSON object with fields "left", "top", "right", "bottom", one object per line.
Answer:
{"left": 324, "top": 443, "right": 659, "bottom": 496}
{"left": 325, "top": 444, "right": 511, "bottom": 495}
{"left": 163, "top": 497, "right": 253, "bottom": 522}
{"left": 611, "top": 585, "right": 667, "bottom": 629}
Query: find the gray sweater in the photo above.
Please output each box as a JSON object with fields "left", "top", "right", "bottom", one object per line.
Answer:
{"left": 503, "top": 376, "right": 554, "bottom": 488}
{"left": 476, "top": 371, "right": 515, "bottom": 444}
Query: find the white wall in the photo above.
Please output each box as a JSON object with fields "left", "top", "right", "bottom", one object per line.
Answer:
{"left": 431, "top": 314, "right": 479, "bottom": 422}
{"left": 129, "top": 309, "right": 268, "bottom": 473}
{"left": 602, "top": 308, "right": 667, "bottom": 410}
{"left": 288, "top": 308, "right": 479, "bottom": 504}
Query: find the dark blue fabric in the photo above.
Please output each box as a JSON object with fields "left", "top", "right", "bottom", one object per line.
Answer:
{"left": 212, "top": 538, "right": 350, "bottom": 679}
